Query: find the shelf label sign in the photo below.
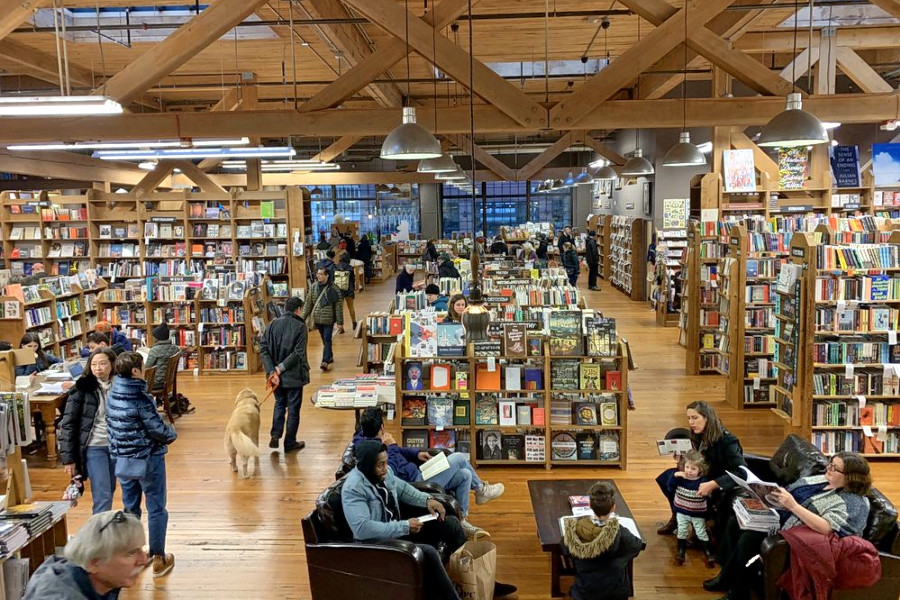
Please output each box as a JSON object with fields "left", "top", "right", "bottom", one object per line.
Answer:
{"left": 790, "top": 247, "right": 806, "bottom": 259}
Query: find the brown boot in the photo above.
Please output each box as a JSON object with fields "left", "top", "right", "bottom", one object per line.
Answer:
{"left": 657, "top": 514, "right": 677, "bottom": 535}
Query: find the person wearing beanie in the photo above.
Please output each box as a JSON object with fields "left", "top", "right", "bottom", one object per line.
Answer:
{"left": 425, "top": 284, "right": 449, "bottom": 311}
{"left": 586, "top": 229, "right": 601, "bottom": 291}
{"left": 145, "top": 323, "right": 181, "bottom": 392}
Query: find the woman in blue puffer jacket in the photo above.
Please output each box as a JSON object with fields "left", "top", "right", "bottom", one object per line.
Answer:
{"left": 106, "top": 351, "right": 177, "bottom": 579}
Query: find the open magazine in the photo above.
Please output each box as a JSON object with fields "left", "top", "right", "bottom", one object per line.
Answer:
{"left": 727, "top": 467, "right": 782, "bottom": 509}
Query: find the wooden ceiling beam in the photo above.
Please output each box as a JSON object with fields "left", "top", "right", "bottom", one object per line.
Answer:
{"left": 342, "top": 0, "right": 542, "bottom": 128}
{"left": 579, "top": 134, "right": 627, "bottom": 166}
{"left": 516, "top": 132, "right": 577, "bottom": 181}
{"left": 0, "top": 0, "right": 48, "bottom": 41}
{"left": 729, "top": 130, "right": 778, "bottom": 181}
{"left": 2, "top": 94, "right": 899, "bottom": 142}
{"left": 0, "top": 149, "right": 147, "bottom": 185}
{"left": 312, "top": 135, "right": 364, "bottom": 163}
{"left": 300, "top": 0, "right": 472, "bottom": 113}
{"left": 445, "top": 135, "right": 516, "bottom": 181}
{"left": 302, "top": 0, "right": 404, "bottom": 109}
{"left": 551, "top": 0, "right": 736, "bottom": 128}
{"left": 197, "top": 85, "right": 251, "bottom": 172}
{"left": 736, "top": 28, "right": 900, "bottom": 53}
{"left": 175, "top": 160, "right": 228, "bottom": 194}
{"left": 868, "top": 0, "right": 900, "bottom": 18}
{"left": 96, "top": 0, "right": 268, "bottom": 104}
{"left": 779, "top": 47, "right": 820, "bottom": 83}
{"left": 131, "top": 160, "right": 179, "bottom": 197}
{"left": 835, "top": 47, "right": 895, "bottom": 94}
{"left": 0, "top": 40, "right": 94, "bottom": 88}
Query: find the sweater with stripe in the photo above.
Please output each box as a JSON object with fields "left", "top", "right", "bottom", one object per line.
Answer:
{"left": 670, "top": 475, "right": 709, "bottom": 517}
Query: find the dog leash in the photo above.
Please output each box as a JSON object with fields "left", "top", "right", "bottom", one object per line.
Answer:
{"left": 259, "top": 372, "right": 279, "bottom": 407}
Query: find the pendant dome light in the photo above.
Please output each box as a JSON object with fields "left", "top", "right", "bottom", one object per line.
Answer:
{"left": 574, "top": 168, "right": 593, "bottom": 185}
{"left": 758, "top": 0, "right": 828, "bottom": 148}
{"left": 436, "top": 168, "right": 467, "bottom": 181}
{"left": 663, "top": 0, "right": 706, "bottom": 167}
{"left": 418, "top": 153, "right": 458, "bottom": 173}
{"left": 595, "top": 164, "right": 619, "bottom": 180}
{"left": 621, "top": 148, "right": 654, "bottom": 177}
{"left": 563, "top": 172, "right": 577, "bottom": 188}
{"left": 381, "top": 0, "right": 440, "bottom": 160}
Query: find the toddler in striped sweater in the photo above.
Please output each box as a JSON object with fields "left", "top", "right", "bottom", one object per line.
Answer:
{"left": 668, "top": 450, "right": 715, "bottom": 566}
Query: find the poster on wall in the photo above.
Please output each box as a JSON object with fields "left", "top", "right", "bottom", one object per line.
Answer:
{"left": 829, "top": 145, "right": 861, "bottom": 188}
{"left": 778, "top": 147, "right": 809, "bottom": 190}
{"left": 662, "top": 199, "right": 688, "bottom": 230}
{"left": 872, "top": 143, "right": 900, "bottom": 187}
{"left": 722, "top": 149, "right": 756, "bottom": 192}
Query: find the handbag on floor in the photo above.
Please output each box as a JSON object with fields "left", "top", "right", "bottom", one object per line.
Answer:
{"left": 447, "top": 540, "right": 497, "bottom": 600}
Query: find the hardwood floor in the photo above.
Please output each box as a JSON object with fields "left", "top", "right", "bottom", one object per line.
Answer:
{"left": 28, "top": 275, "right": 898, "bottom": 599}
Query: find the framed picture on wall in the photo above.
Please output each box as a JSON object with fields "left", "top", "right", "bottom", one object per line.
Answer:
{"left": 642, "top": 181, "right": 652, "bottom": 217}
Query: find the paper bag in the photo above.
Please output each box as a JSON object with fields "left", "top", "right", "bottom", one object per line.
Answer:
{"left": 447, "top": 540, "right": 497, "bottom": 600}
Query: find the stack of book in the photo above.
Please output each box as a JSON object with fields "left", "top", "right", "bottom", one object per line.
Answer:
{"left": 0, "top": 523, "right": 28, "bottom": 559}
{"left": 0, "top": 503, "right": 54, "bottom": 537}
{"left": 732, "top": 497, "right": 779, "bottom": 532}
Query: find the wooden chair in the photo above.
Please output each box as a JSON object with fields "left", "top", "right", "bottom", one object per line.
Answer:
{"left": 151, "top": 352, "right": 181, "bottom": 423}
{"left": 129, "top": 337, "right": 143, "bottom": 350}
{"left": 144, "top": 366, "right": 157, "bottom": 390}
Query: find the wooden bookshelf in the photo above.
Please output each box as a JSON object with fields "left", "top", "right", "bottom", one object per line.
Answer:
{"left": 394, "top": 335, "right": 628, "bottom": 469}
{"left": 682, "top": 222, "right": 725, "bottom": 375}
{"left": 654, "top": 228, "right": 687, "bottom": 327}
{"left": 586, "top": 214, "right": 611, "bottom": 281}
{"left": 773, "top": 230, "right": 900, "bottom": 457}
{"left": 609, "top": 216, "right": 645, "bottom": 301}
{"left": 370, "top": 243, "right": 395, "bottom": 283}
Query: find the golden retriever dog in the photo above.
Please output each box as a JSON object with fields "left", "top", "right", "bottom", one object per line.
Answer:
{"left": 225, "top": 388, "right": 261, "bottom": 478}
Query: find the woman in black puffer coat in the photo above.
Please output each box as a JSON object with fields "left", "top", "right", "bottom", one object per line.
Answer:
{"left": 58, "top": 348, "right": 118, "bottom": 514}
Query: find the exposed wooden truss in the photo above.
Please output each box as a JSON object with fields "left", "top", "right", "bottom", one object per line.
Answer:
{"left": 445, "top": 134, "right": 515, "bottom": 181}
{"left": 0, "top": 149, "right": 147, "bottom": 185}
{"left": 0, "top": 0, "right": 48, "bottom": 40}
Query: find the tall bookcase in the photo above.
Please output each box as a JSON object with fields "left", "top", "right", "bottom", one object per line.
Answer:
{"left": 682, "top": 222, "right": 726, "bottom": 375}
{"left": 586, "top": 214, "right": 611, "bottom": 281}
{"left": 715, "top": 226, "right": 787, "bottom": 409}
{"left": 773, "top": 230, "right": 900, "bottom": 457}
{"left": 654, "top": 228, "right": 687, "bottom": 327}
{"left": 610, "top": 216, "right": 645, "bottom": 301}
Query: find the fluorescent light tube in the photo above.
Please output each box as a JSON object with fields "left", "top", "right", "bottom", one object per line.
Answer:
{"left": 0, "top": 96, "right": 123, "bottom": 116}
{"left": 7, "top": 138, "right": 250, "bottom": 151}
{"left": 93, "top": 147, "right": 296, "bottom": 160}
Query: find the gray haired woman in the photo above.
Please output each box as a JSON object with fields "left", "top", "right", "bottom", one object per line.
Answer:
{"left": 24, "top": 510, "right": 148, "bottom": 599}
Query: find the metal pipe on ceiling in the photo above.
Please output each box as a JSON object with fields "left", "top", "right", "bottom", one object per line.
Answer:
{"left": 11, "top": 9, "right": 633, "bottom": 34}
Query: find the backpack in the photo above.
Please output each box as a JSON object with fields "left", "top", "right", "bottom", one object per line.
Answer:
{"left": 334, "top": 269, "right": 350, "bottom": 291}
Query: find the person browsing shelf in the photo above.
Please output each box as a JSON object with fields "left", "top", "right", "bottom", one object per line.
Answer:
{"left": 425, "top": 284, "right": 449, "bottom": 311}
{"left": 15, "top": 332, "right": 62, "bottom": 379}
{"left": 586, "top": 230, "right": 601, "bottom": 291}
{"left": 656, "top": 401, "right": 747, "bottom": 536}
{"left": 489, "top": 236, "right": 508, "bottom": 255}
{"left": 58, "top": 348, "right": 119, "bottom": 514}
{"left": 437, "top": 253, "right": 461, "bottom": 279}
{"left": 396, "top": 263, "right": 416, "bottom": 293}
{"left": 562, "top": 241, "right": 580, "bottom": 286}
{"left": 557, "top": 226, "right": 574, "bottom": 252}
{"left": 445, "top": 294, "right": 468, "bottom": 323}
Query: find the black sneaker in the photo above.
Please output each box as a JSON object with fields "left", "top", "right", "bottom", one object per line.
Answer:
{"left": 284, "top": 441, "right": 306, "bottom": 453}
{"left": 269, "top": 437, "right": 279, "bottom": 449}
{"left": 494, "top": 582, "right": 517, "bottom": 597}
{"left": 320, "top": 362, "right": 328, "bottom": 371}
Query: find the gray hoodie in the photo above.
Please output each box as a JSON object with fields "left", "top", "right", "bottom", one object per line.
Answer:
{"left": 23, "top": 555, "right": 120, "bottom": 599}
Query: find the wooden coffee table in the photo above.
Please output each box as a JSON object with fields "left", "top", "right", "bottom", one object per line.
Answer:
{"left": 527, "top": 479, "right": 644, "bottom": 598}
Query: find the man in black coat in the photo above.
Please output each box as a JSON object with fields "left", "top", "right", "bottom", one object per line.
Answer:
{"left": 356, "top": 235, "right": 373, "bottom": 283}
{"left": 586, "top": 230, "right": 601, "bottom": 291}
{"left": 437, "top": 253, "right": 461, "bottom": 279}
{"left": 557, "top": 226, "right": 574, "bottom": 253}
{"left": 259, "top": 296, "right": 310, "bottom": 453}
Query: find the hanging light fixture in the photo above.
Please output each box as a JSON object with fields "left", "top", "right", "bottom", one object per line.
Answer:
{"left": 663, "top": 0, "right": 706, "bottom": 167}
{"left": 563, "top": 172, "right": 577, "bottom": 188}
{"left": 389, "top": 185, "right": 403, "bottom": 194}
{"left": 621, "top": 148, "right": 654, "bottom": 177}
{"left": 436, "top": 168, "right": 466, "bottom": 181}
{"left": 758, "top": 0, "right": 828, "bottom": 148}
{"left": 418, "top": 153, "right": 458, "bottom": 173}
{"left": 575, "top": 168, "right": 594, "bottom": 185}
{"left": 0, "top": 96, "right": 123, "bottom": 117}
{"left": 311, "top": 185, "right": 324, "bottom": 196}
{"left": 375, "top": 183, "right": 390, "bottom": 193}
{"left": 551, "top": 178, "right": 565, "bottom": 190}
{"left": 381, "top": 0, "right": 441, "bottom": 160}
{"left": 595, "top": 164, "right": 618, "bottom": 180}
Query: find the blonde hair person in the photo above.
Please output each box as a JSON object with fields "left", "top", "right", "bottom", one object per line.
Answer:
{"left": 24, "top": 510, "right": 148, "bottom": 599}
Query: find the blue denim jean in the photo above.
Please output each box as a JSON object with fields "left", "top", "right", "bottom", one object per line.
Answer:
{"left": 317, "top": 324, "right": 334, "bottom": 363}
{"left": 119, "top": 453, "right": 168, "bottom": 556}
{"left": 270, "top": 385, "right": 304, "bottom": 446}
{"left": 420, "top": 452, "right": 483, "bottom": 517}
{"left": 85, "top": 446, "right": 116, "bottom": 514}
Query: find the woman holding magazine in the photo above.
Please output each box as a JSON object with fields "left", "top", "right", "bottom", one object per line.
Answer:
{"left": 704, "top": 452, "right": 872, "bottom": 600}
{"left": 656, "top": 401, "right": 747, "bottom": 535}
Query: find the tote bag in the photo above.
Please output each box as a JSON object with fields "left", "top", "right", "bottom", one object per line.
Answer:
{"left": 115, "top": 456, "right": 148, "bottom": 481}
{"left": 447, "top": 540, "right": 497, "bottom": 600}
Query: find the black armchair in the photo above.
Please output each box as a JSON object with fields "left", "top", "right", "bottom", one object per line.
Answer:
{"left": 301, "top": 475, "right": 461, "bottom": 600}
{"left": 744, "top": 435, "right": 900, "bottom": 600}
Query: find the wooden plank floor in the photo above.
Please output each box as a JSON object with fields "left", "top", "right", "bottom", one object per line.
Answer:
{"left": 28, "top": 276, "right": 899, "bottom": 599}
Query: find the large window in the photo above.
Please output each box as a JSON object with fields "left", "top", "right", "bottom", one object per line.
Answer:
{"left": 441, "top": 181, "right": 572, "bottom": 238}
{"left": 308, "top": 184, "right": 419, "bottom": 240}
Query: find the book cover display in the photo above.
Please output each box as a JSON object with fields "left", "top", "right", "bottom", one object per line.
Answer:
{"left": 723, "top": 149, "right": 757, "bottom": 192}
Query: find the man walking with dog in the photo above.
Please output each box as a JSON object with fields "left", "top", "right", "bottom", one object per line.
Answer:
{"left": 259, "top": 296, "right": 310, "bottom": 453}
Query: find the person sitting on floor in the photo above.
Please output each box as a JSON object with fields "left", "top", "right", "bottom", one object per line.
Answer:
{"left": 425, "top": 284, "right": 449, "bottom": 311}
{"left": 563, "top": 481, "right": 644, "bottom": 600}
{"left": 144, "top": 323, "right": 181, "bottom": 393}
{"left": 23, "top": 510, "right": 148, "bottom": 600}
{"left": 352, "top": 407, "right": 505, "bottom": 540}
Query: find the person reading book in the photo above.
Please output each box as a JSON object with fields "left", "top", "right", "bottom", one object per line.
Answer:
{"left": 668, "top": 450, "right": 715, "bottom": 566}
{"left": 562, "top": 481, "right": 644, "bottom": 600}
{"left": 15, "top": 332, "right": 62, "bottom": 379}
{"left": 353, "top": 407, "right": 504, "bottom": 540}
{"left": 704, "top": 452, "right": 872, "bottom": 600}
{"left": 656, "top": 401, "right": 747, "bottom": 536}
